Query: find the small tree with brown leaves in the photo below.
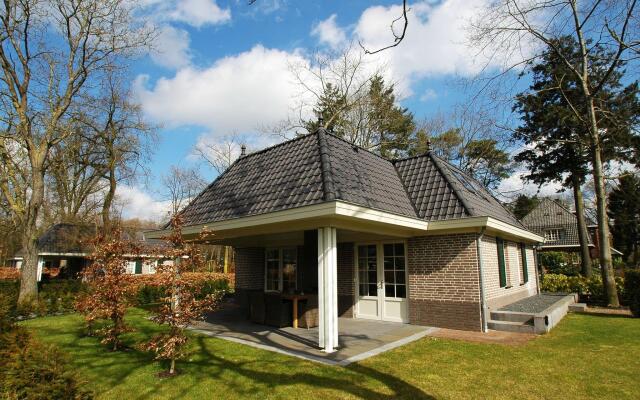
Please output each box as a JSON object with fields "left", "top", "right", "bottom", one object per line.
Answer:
{"left": 143, "top": 216, "right": 222, "bottom": 376}
{"left": 76, "top": 230, "right": 139, "bottom": 350}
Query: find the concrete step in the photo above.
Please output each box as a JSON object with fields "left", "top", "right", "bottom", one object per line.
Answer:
{"left": 487, "top": 320, "right": 535, "bottom": 334}
{"left": 568, "top": 303, "right": 587, "bottom": 312}
{"left": 489, "top": 310, "right": 534, "bottom": 323}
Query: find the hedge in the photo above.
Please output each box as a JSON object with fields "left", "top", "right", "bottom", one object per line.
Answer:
{"left": 0, "top": 273, "right": 234, "bottom": 316}
{"left": 541, "top": 273, "right": 626, "bottom": 306}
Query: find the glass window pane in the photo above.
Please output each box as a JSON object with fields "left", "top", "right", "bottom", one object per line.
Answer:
{"left": 358, "top": 258, "right": 367, "bottom": 271}
{"left": 394, "top": 243, "right": 405, "bottom": 255}
{"left": 385, "top": 284, "right": 395, "bottom": 297}
{"left": 266, "top": 249, "right": 279, "bottom": 260}
{"left": 367, "top": 245, "right": 376, "bottom": 257}
{"left": 358, "top": 245, "right": 367, "bottom": 257}
{"left": 368, "top": 259, "right": 377, "bottom": 271}
{"left": 368, "top": 284, "right": 377, "bottom": 296}
{"left": 368, "top": 271, "right": 377, "bottom": 284}
{"left": 395, "top": 256, "right": 405, "bottom": 270}
{"left": 383, "top": 243, "right": 393, "bottom": 256}
{"left": 359, "top": 284, "right": 368, "bottom": 296}
{"left": 395, "top": 271, "right": 405, "bottom": 284}
{"left": 384, "top": 270, "right": 394, "bottom": 283}
{"left": 384, "top": 257, "right": 394, "bottom": 270}
{"left": 396, "top": 285, "right": 406, "bottom": 298}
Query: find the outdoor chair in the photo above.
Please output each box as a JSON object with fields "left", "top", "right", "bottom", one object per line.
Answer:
{"left": 249, "top": 290, "right": 265, "bottom": 324}
{"left": 299, "top": 294, "right": 319, "bottom": 329}
{"left": 264, "top": 293, "right": 292, "bottom": 328}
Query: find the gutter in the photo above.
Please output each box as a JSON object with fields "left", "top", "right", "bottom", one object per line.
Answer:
{"left": 476, "top": 227, "right": 488, "bottom": 332}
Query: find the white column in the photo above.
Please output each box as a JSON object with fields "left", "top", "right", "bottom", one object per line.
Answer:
{"left": 318, "top": 227, "right": 338, "bottom": 352}
{"left": 36, "top": 257, "right": 44, "bottom": 282}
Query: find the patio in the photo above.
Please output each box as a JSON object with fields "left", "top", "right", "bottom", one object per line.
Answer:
{"left": 191, "top": 300, "right": 436, "bottom": 366}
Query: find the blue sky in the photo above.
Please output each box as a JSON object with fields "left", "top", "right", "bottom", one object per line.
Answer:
{"left": 119, "top": 0, "right": 555, "bottom": 220}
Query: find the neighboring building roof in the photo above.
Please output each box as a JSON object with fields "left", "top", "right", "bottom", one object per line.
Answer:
{"left": 13, "top": 223, "right": 166, "bottom": 257}
{"left": 179, "top": 128, "right": 524, "bottom": 229}
{"left": 521, "top": 199, "right": 594, "bottom": 247}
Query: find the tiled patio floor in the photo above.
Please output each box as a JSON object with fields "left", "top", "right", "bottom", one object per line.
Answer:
{"left": 191, "top": 301, "right": 435, "bottom": 366}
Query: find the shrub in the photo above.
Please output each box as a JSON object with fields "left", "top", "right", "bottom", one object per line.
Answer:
{"left": 541, "top": 273, "right": 626, "bottom": 305}
{"left": 539, "top": 252, "right": 580, "bottom": 275}
{"left": 624, "top": 269, "right": 640, "bottom": 317}
{"left": 0, "top": 295, "right": 92, "bottom": 399}
{"left": 131, "top": 272, "right": 231, "bottom": 306}
{"left": 0, "top": 267, "right": 20, "bottom": 280}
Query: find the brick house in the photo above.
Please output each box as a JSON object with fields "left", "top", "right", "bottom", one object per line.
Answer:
{"left": 150, "top": 128, "right": 543, "bottom": 352}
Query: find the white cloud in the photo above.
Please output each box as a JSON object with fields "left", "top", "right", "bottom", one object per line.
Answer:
{"left": 116, "top": 185, "right": 171, "bottom": 222}
{"left": 419, "top": 88, "right": 437, "bottom": 102}
{"left": 151, "top": 25, "right": 192, "bottom": 69}
{"left": 169, "top": 0, "right": 231, "bottom": 27}
{"left": 311, "top": 14, "right": 347, "bottom": 49}
{"left": 354, "top": 0, "right": 534, "bottom": 95}
{"left": 135, "top": 45, "right": 309, "bottom": 135}
{"left": 497, "top": 170, "right": 565, "bottom": 200}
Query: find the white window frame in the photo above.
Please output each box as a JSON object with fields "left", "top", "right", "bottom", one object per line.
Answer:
{"left": 264, "top": 247, "right": 297, "bottom": 293}
{"left": 544, "top": 229, "right": 565, "bottom": 241}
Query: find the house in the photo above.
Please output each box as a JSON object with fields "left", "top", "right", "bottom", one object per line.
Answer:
{"left": 521, "top": 198, "right": 622, "bottom": 261}
{"left": 149, "top": 128, "right": 544, "bottom": 351}
{"left": 9, "top": 223, "right": 165, "bottom": 280}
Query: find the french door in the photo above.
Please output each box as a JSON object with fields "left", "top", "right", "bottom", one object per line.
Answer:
{"left": 355, "top": 242, "right": 408, "bottom": 323}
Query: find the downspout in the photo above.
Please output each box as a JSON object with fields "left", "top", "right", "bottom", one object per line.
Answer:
{"left": 476, "top": 227, "right": 488, "bottom": 332}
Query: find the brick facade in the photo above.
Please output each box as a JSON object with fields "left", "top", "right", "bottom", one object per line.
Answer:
{"left": 407, "top": 233, "right": 482, "bottom": 331}
{"left": 337, "top": 242, "right": 354, "bottom": 317}
{"left": 234, "top": 247, "right": 265, "bottom": 313}
{"left": 481, "top": 236, "right": 538, "bottom": 309}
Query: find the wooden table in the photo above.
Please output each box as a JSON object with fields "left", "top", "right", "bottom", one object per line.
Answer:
{"left": 281, "top": 294, "right": 310, "bottom": 328}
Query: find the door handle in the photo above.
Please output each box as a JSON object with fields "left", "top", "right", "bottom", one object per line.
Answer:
{"left": 378, "top": 281, "right": 383, "bottom": 289}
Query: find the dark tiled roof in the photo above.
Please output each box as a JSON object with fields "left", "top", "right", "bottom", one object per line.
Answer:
{"left": 393, "top": 153, "right": 525, "bottom": 227}
{"left": 179, "top": 129, "right": 524, "bottom": 229}
{"left": 521, "top": 199, "right": 593, "bottom": 246}
{"left": 14, "top": 223, "right": 167, "bottom": 257}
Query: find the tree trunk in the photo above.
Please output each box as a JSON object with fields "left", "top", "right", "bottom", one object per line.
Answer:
{"left": 17, "top": 151, "right": 47, "bottom": 307}
{"left": 170, "top": 358, "right": 176, "bottom": 375}
{"left": 102, "top": 167, "right": 117, "bottom": 236}
{"left": 586, "top": 102, "right": 619, "bottom": 307}
{"left": 571, "top": 175, "right": 592, "bottom": 277}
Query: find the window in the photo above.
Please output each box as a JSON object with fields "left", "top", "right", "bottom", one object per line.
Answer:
{"left": 357, "top": 245, "right": 378, "bottom": 297}
{"left": 383, "top": 243, "right": 406, "bottom": 298}
{"left": 496, "top": 238, "right": 507, "bottom": 288}
{"left": 520, "top": 243, "right": 529, "bottom": 284}
{"left": 265, "top": 248, "right": 297, "bottom": 292}
{"left": 544, "top": 229, "right": 566, "bottom": 241}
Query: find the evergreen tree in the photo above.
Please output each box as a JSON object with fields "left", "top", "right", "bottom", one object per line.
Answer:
{"left": 511, "top": 194, "right": 540, "bottom": 220}
{"left": 609, "top": 175, "right": 640, "bottom": 267}
{"left": 513, "top": 36, "right": 640, "bottom": 278}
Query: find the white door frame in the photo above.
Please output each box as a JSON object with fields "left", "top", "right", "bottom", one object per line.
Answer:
{"left": 354, "top": 240, "right": 409, "bottom": 323}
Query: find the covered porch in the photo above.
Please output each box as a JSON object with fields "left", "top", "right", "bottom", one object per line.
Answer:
{"left": 174, "top": 204, "right": 429, "bottom": 353}
{"left": 191, "top": 298, "right": 434, "bottom": 365}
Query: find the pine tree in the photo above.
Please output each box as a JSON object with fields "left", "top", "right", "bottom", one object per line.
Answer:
{"left": 609, "top": 175, "right": 640, "bottom": 266}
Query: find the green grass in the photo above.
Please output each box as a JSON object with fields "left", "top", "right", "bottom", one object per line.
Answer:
{"left": 21, "top": 310, "right": 640, "bottom": 400}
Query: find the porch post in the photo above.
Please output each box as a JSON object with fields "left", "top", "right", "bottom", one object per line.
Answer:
{"left": 36, "top": 257, "right": 44, "bottom": 282}
{"left": 318, "top": 227, "right": 338, "bottom": 352}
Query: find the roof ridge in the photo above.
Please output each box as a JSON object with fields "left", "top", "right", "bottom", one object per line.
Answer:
{"left": 233, "top": 131, "right": 314, "bottom": 160}
{"left": 316, "top": 128, "right": 336, "bottom": 201}
{"left": 322, "top": 130, "right": 392, "bottom": 163}
{"left": 427, "top": 152, "right": 474, "bottom": 217}
{"left": 431, "top": 152, "right": 525, "bottom": 228}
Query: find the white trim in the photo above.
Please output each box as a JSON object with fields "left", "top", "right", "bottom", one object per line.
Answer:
{"left": 146, "top": 201, "right": 543, "bottom": 243}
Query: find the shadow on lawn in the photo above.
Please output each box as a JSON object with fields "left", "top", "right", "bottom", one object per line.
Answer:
{"left": 138, "top": 336, "right": 435, "bottom": 400}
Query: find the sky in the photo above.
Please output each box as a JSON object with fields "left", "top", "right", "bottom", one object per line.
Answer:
{"left": 117, "top": 0, "right": 566, "bottom": 222}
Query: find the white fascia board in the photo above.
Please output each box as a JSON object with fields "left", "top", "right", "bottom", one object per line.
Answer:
{"left": 540, "top": 244, "right": 595, "bottom": 248}
{"left": 427, "top": 216, "right": 544, "bottom": 243}
{"left": 334, "top": 202, "right": 428, "bottom": 230}
{"left": 147, "top": 201, "right": 429, "bottom": 238}
{"left": 38, "top": 252, "right": 89, "bottom": 257}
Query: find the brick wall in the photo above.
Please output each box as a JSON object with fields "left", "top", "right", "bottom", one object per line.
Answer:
{"left": 337, "top": 242, "right": 354, "bottom": 317}
{"left": 481, "top": 236, "right": 538, "bottom": 309}
{"left": 234, "top": 247, "right": 265, "bottom": 313}
{"left": 407, "top": 233, "right": 482, "bottom": 331}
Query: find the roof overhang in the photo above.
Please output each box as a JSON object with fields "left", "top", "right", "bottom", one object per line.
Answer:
{"left": 146, "top": 201, "right": 544, "bottom": 244}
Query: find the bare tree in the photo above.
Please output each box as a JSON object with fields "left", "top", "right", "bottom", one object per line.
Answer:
{"left": 193, "top": 133, "right": 244, "bottom": 175}
{"left": 0, "top": 0, "right": 154, "bottom": 306}
{"left": 162, "top": 166, "right": 208, "bottom": 217}
{"left": 470, "top": 0, "right": 639, "bottom": 306}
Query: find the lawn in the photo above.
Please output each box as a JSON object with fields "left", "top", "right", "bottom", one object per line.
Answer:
{"left": 21, "top": 309, "right": 640, "bottom": 400}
